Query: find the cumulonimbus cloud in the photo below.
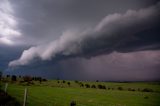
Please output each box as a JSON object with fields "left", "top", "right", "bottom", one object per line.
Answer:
{"left": 9, "top": 2, "right": 160, "bottom": 67}
{"left": 0, "top": 0, "right": 21, "bottom": 45}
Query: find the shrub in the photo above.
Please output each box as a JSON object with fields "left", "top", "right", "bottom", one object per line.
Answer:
{"left": 33, "top": 77, "right": 42, "bottom": 82}
{"left": 128, "top": 88, "right": 135, "bottom": 91}
{"left": 85, "top": 84, "right": 90, "bottom": 88}
{"left": 97, "top": 85, "right": 106, "bottom": 89}
{"left": 108, "top": 87, "right": 111, "bottom": 90}
{"left": 142, "top": 88, "right": 153, "bottom": 92}
{"left": 102, "top": 85, "right": 106, "bottom": 89}
{"left": 38, "top": 77, "right": 42, "bottom": 83}
{"left": 117, "top": 87, "right": 123, "bottom": 90}
{"left": 57, "top": 81, "right": 60, "bottom": 83}
{"left": 91, "top": 85, "right": 96, "bottom": 88}
{"left": 70, "top": 100, "right": 76, "bottom": 106}
{"left": 137, "top": 88, "right": 141, "bottom": 91}
{"left": 23, "top": 76, "right": 32, "bottom": 82}
{"left": 32, "top": 77, "right": 35, "bottom": 80}
{"left": 131, "top": 89, "right": 135, "bottom": 91}
{"left": 42, "top": 79, "right": 47, "bottom": 81}
{"left": 0, "top": 90, "right": 20, "bottom": 106}
{"left": 75, "top": 80, "right": 79, "bottom": 83}
{"left": 11, "top": 75, "right": 17, "bottom": 81}
{"left": 6, "top": 75, "right": 10, "bottom": 78}
{"left": 98, "top": 84, "right": 103, "bottom": 89}
{"left": 67, "top": 82, "right": 71, "bottom": 86}
{"left": 78, "top": 82, "right": 84, "bottom": 87}
{"left": 62, "top": 80, "right": 66, "bottom": 83}
{"left": 0, "top": 71, "right": 2, "bottom": 81}
{"left": 80, "top": 83, "right": 84, "bottom": 87}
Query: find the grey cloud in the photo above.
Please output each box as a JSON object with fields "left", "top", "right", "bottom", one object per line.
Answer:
{"left": 10, "top": 0, "right": 159, "bottom": 45}
{"left": 9, "top": 2, "right": 160, "bottom": 67}
{"left": 6, "top": 50, "right": 160, "bottom": 81}
{"left": 0, "top": 45, "right": 29, "bottom": 71}
{"left": 58, "top": 50, "right": 160, "bottom": 81}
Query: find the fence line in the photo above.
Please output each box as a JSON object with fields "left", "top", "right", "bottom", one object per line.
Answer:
{"left": 4, "top": 83, "right": 8, "bottom": 93}
{"left": 23, "top": 88, "right": 28, "bottom": 106}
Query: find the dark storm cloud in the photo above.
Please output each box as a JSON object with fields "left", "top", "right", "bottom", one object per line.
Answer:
{"left": 58, "top": 50, "right": 160, "bottom": 81}
{"left": 9, "top": 1, "right": 160, "bottom": 67}
{"left": 9, "top": 0, "right": 159, "bottom": 44}
{"left": 6, "top": 50, "right": 160, "bottom": 81}
{"left": 1, "top": 0, "right": 160, "bottom": 81}
{"left": 0, "top": 45, "right": 29, "bottom": 71}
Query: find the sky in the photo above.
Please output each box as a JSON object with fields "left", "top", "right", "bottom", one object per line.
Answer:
{"left": 0, "top": 0, "right": 160, "bottom": 81}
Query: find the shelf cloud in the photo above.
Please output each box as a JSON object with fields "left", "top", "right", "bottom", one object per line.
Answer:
{"left": 9, "top": 2, "right": 160, "bottom": 67}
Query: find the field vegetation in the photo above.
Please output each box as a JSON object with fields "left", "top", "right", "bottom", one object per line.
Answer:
{"left": 0, "top": 75, "right": 160, "bottom": 106}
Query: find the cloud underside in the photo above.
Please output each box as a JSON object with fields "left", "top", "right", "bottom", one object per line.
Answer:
{"left": 9, "top": 2, "right": 160, "bottom": 67}
{"left": 58, "top": 50, "right": 160, "bottom": 81}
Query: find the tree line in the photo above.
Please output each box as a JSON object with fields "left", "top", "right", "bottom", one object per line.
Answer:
{"left": 2, "top": 74, "right": 47, "bottom": 84}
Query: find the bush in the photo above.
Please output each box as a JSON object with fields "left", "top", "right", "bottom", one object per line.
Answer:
{"left": 57, "top": 81, "right": 60, "bottom": 83}
{"left": 62, "top": 80, "right": 66, "bottom": 83}
{"left": 0, "top": 71, "right": 2, "bottom": 81}
{"left": 91, "top": 85, "right": 96, "bottom": 88}
{"left": 97, "top": 85, "right": 106, "bottom": 89}
{"left": 102, "top": 85, "right": 106, "bottom": 89}
{"left": 0, "top": 90, "right": 20, "bottom": 106}
{"left": 78, "top": 82, "right": 84, "bottom": 87}
{"left": 128, "top": 88, "right": 135, "bottom": 91}
{"left": 98, "top": 84, "right": 103, "bottom": 89}
{"left": 75, "top": 80, "right": 79, "bottom": 83}
{"left": 23, "top": 76, "right": 32, "bottom": 82}
{"left": 6, "top": 75, "right": 10, "bottom": 78}
{"left": 67, "top": 82, "right": 71, "bottom": 86}
{"left": 117, "top": 87, "right": 123, "bottom": 90}
{"left": 80, "top": 83, "right": 84, "bottom": 87}
{"left": 142, "top": 88, "right": 153, "bottom": 92}
{"left": 85, "top": 84, "right": 90, "bottom": 88}
{"left": 137, "top": 88, "right": 141, "bottom": 91}
{"left": 38, "top": 77, "right": 42, "bottom": 83}
{"left": 70, "top": 100, "right": 76, "bottom": 106}
{"left": 42, "top": 79, "right": 47, "bottom": 81}
{"left": 11, "top": 75, "right": 17, "bottom": 81}
{"left": 33, "top": 77, "right": 42, "bottom": 82}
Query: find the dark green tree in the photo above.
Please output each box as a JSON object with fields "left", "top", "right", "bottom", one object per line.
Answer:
{"left": 85, "top": 84, "right": 90, "bottom": 88}
{"left": 67, "top": 82, "right": 71, "bottom": 86}
{"left": 91, "top": 85, "right": 96, "bottom": 88}
{"left": 0, "top": 71, "right": 2, "bottom": 81}
{"left": 11, "top": 75, "right": 17, "bottom": 81}
{"left": 117, "top": 87, "right": 123, "bottom": 90}
{"left": 62, "top": 80, "right": 66, "bottom": 83}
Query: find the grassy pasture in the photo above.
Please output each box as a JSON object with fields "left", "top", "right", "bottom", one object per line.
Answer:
{"left": 1, "top": 80, "right": 160, "bottom": 106}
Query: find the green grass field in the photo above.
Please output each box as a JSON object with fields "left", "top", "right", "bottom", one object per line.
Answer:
{"left": 1, "top": 80, "right": 160, "bottom": 106}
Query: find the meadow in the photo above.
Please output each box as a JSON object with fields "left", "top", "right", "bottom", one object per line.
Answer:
{"left": 1, "top": 78, "right": 160, "bottom": 106}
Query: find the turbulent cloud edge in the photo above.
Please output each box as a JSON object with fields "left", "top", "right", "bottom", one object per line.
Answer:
{"left": 9, "top": 2, "right": 160, "bottom": 67}
{"left": 0, "top": 0, "right": 21, "bottom": 45}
